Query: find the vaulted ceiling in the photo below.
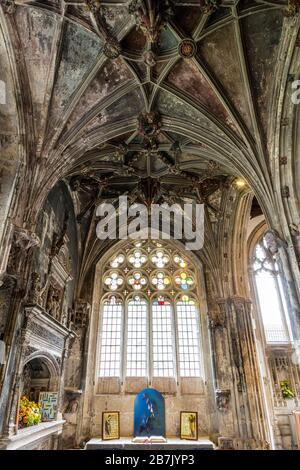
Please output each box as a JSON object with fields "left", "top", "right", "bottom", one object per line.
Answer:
{"left": 0, "top": 0, "right": 299, "bottom": 241}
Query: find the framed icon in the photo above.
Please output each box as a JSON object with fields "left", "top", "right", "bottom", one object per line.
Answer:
{"left": 180, "top": 411, "right": 198, "bottom": 440}
{"left": 102, "top": 411, "right": 120, "bottom": 440}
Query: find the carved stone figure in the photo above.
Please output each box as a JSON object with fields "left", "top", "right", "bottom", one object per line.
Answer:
{"left": 46, "top": 286, "right": 62, "bottom": 320}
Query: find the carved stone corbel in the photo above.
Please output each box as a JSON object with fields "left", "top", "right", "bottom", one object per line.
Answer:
{"left": 216, "top": 389, "right": 231, "bottom": 412}
{"left": 7, "top": 227, "right": 40, "bottom": 275}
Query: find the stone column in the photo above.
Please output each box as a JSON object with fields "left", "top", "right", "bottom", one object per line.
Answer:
{"left": 228, "top": 297, "right": 270, "bottom": 448}
{"left": 210, "top": 297, "right": 271, "bottom": 449}
{"left": 209, "top": 299, "right": 237, "bottom": 439}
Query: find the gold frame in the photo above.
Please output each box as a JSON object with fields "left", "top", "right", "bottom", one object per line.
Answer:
{"left": 180, "top": 411, "right": 198, "bottom": 440}
{"left": 102, "top": 411, "right": 120, "bottom": 440}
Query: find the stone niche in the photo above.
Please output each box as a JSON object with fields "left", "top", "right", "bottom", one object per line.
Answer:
{"left": 0, "top": 305, "right": 73, "bottom": 450}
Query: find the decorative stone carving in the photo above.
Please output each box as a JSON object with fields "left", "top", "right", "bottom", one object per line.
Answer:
{"left": 142, "top": 49, "right": 156, "bottom": 67}
{"left": 84, "top": 0, "right": 101, "bottom": 13}
{"left": 46, "top": 285, "right": 62, "bottom": 321}
{"left": 218, "top": 437, "right": 234, "bottom": 450}
{"left": 178, "top": 39, "right": 197, "bottom": 59}
{"left": 7, "top": 227, "right": 40, "bottom": 274}
{"left": 200, "top": 0, "right": 221, "bottom": 15}
{"left": 65, "top": 396, "right": 79, "bottom": 414}
{"left": 283, "top": 0, "right": 300, "bottom": 17}
{"left": 23, "top": 305, "right": 71, "bottom": 357}
{"left": 74, "top": 301, "right": 90, "bottom": 328}
{"left": 103, "top": 38, "right": 121, "bottom": 59}
{"left": 27, "top": 272, "right": 42, "bottom": 305}
{"left": 281, "top": 186, "right": 290, "bottom": 198}
{"left": 216, "top": 389, "right": 231, "bottom": 412}
{"left": 128, "top": 0, "right": 174, "bottom": 44}
{"left": 0, "top": 0, "right": 16, "bottom": 15}
{"left": 137, "top": 111, "right": 162, "bottom": 148}
{"left": 264, "top": 230, "right": 280, "bottom": 255}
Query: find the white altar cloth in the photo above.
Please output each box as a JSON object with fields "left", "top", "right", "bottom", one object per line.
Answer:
{"left": 85, "top": 437, "right": 215, "bottom": 450}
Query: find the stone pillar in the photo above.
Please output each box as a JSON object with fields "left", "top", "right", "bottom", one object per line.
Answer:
{"left": 210, "top": 297, "right": 271, "bottom": 449}
{"left": 209, "top": 299, "right": 237, "bottom": 439}
{"left": 230, "top": 297, "right": 269, "bottom": 446}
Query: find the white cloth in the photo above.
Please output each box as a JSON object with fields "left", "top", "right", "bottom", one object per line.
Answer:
{"left": 0, "top": 340, "right": 6, "bottom": 364}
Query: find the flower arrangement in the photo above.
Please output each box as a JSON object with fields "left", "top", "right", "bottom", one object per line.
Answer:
{"left": 280, "top": 380, "right": 294, "bottom": 399}
{"left": 18, "top": 396, "right": 42, "bottom": 428}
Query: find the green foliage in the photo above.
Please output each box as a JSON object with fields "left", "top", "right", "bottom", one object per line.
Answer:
{"left": 280, "top": 380, "right": 294, "bottom": 399}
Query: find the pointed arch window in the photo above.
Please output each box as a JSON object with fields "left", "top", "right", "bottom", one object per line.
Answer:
{"left": 252, "top": 235, "right": 291, "bottom": 344}
{"left": 97, "top": 240, "right": 204, "bottom": 380}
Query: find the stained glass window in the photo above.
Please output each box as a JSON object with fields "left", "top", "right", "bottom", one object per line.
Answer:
{"left": 174, "top": 271, "right": 194, "bottom": 290}
{"left": 151, "top": 271, "right": 171, "bottom": 290}
{"left": 151, "top": 250, "right": 170, "bottom": 268}
{"left": 98, "top": 240, "right": 203, "bottom": 379}
{"left": 127, "top": 271, "right": 148, "bottom": 290}
{"left": 128, "top": 250, "right": 147, "bottom": 268}
{"left": 104, "top": 271, "right": 124, "bottom": 291}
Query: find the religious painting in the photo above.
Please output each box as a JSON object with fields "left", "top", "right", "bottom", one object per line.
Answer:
{"left": 102, "top": 411, "right": 120, "bottom": 440}
{"left": 180, "top": 411, "right": 198, "bottom": 440}
{"left": 39, "top": 392, "right": 58, "bottom": 421}
{"left": 134, "top": 388, "right": 165, "bottom": 437}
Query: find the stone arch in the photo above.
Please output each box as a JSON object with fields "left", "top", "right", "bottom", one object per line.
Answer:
{"left": 22, "top": 351, "right": 60, "bottom": 392}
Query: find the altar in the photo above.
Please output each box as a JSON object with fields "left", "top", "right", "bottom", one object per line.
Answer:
{"left": 85, "top": 437, "right": 215, "bottom": 450}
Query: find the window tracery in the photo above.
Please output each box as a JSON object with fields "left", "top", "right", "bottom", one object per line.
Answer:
{"left": 98, "top": 240, "right": 203, "bottom": 379}
{"left": 252, "top": 235, "right": 291, "bottom": 344}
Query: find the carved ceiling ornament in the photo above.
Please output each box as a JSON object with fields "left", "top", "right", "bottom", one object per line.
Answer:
{"left": 178, "top": 39, "right": 197, "bottom": 59}
{"left": 200, "top": 0, "right": 222, "bottom": 15}
{"left": 283, "top": 0, "right": 300, "bottom": 17}
{"left": 84, "top": 0, "right": 101, "bottom": 13}
{"left": 142, "top": 49, "right": 156, "bottom": 67}
{"left": 216, "top": 389, "right": 231, "bottom": 412}
{"left": 128, "top": 0, "right": 174, "bottom": 44}
{"left": 103, "top": 38, "right": 122, "bottom": 59}
{"left": 138, "top": 111, "right": 162, "bottom": 139}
